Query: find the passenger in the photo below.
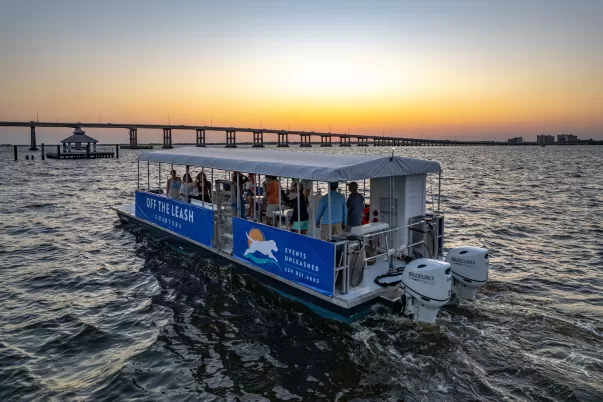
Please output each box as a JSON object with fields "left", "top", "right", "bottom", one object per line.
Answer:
{"left": 194, "top": 172, "right": 212, "bottom": 203}
{"left": 346, "top": 182, "right": 365, "bottom": 230}
{"left": 180, "top": 172, "right": 194, "bottom": 202}
{"left": 315, "top": 182, "right": 347, "bottom": 240}
{"left": 230, "top": 171, "right": 247, "bottom": 218}
{"left": 245, "top": 173, "right": 256, "bottom": 218}
{"left": 301, "top": 179, "right": 313, "bottom": 200}
{"left": 265, "top": 175, "right": 280, "bottom": 226}
{"left": 166, "top": 170, "right": 182, "bottom": 200}
{"left": 288, "top": 180, "right": 309, "bottom": 234}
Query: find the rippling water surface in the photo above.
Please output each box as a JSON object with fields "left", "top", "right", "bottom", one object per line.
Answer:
{"left": 1, "top": 145, "right": 602, "bottom": 401}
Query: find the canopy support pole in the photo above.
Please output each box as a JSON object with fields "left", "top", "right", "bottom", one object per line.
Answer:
{"left": 438, "top": 171, "right": 442, "bottom": 214}
{"left": 278, "top": 178, "right": 281, "bottom": 229}
{"left": 147, "top": 161, "right": 150, "bottom": 190}
{"left": 297, "top": 178, "right": 301, "bottom": 234}
{"left": 328, "top": 184, "right": 332, "bottom": 241}
{"left": 137, "top": 160, "right": 140, "bottom": 190}
{"left": 237, "top": 173, "right": 241, "bottom": 219}
{"left": 158, "top": 163, "right": 161, "bottom": 192}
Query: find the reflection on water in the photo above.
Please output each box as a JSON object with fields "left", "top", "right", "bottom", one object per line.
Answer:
{"left": 1, "top": 145, "right": 602, "bottom": 401}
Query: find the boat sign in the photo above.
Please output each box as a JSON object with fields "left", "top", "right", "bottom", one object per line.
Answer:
{"left": 135, "top": 191, "right": 213, "bottom": 247}
{"left": 232, "top": 218, "right": 335, "bottom": 297}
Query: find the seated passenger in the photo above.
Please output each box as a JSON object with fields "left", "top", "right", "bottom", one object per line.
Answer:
{"left": 166, "top": 170, "right": 181, "bottom": 200}
{"left": 315, "top": 182, "right": 347, "bottom": 240}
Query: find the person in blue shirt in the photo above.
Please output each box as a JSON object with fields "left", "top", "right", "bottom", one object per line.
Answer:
{"left": 315, "top": 182, "right": 348, "bottom": 240}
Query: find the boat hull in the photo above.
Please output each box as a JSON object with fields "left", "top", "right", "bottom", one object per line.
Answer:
{"left": 115, "top": 207, "right": 380, "bottom": 322}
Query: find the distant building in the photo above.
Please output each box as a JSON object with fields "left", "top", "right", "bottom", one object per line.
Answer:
{"left": 507, "top": 136, "right": 524, "bottom": 144}
{"left": 557, "top": 134, "right": 578, "bottom": 144}
{"left": 537, "top": 134, "right": 555, "bottom": 145}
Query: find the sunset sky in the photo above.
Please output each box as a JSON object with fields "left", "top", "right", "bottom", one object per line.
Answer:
{"left": 1, "top": 0, "right": 602, "bottom": 143}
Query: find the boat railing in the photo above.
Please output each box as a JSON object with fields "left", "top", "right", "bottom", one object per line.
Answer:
{"left": 361, "top": 219, "right": 427, "bottom": 262}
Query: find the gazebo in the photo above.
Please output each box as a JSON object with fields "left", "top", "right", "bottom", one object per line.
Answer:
{"left": 61, "top": 128, "right": 98, "bottom": 152}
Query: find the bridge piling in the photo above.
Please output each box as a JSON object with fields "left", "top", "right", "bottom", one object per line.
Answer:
{"left": 253, "top": 131, "right": 264, "bottom": 147}
{"left": 196, "top": 129, "right": 206, "bottom": 147}
{"left": 300, "top": 134, "right": 312, "bottom": 147}
{"left": 162, "top": 128, "right": 172, "bottom": 148}
{"left": 226, "top": 131, "right": 237, "bottom": 148}
{"left": 41, "top": 143, "right": 45, "bottom": 160}
{"left": 129, "top": 128, "right": 138, "bottom": 148}
{"left": 320, "top": 135, "right": 332, "bottom": 147}
{"left": 277, "top": 132, "right": 289, "bottom": 147}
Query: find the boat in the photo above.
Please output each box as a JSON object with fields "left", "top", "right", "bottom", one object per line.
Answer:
{"left": 113, "top": 147, "right": 490, "bottom": 323}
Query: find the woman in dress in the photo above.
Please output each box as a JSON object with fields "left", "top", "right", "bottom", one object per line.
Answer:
{"left": 166, "top": 170, "right": 181, "bottom": 199}
{"left": 180, "top": 172, "right": 195, "bottom": 202}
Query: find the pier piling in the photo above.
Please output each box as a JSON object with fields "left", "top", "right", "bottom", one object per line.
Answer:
{"left": 115, "top": 144, "right": 119, "bottom": 158}
{"left": 29, "top": 126, "right": 37, "bottom": 150}
{"left": 41, "top": 143, "right": 45, "bottom": 160}
{"left": 14, "top": 145, "right": 17, "bottom": 161}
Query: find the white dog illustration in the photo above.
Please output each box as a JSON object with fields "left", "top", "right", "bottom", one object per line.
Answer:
{"left": 245, "top": 232, "right": 278, "bottom": 262}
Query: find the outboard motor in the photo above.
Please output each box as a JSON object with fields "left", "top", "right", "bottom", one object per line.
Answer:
{"left": 401, "top": 259, "right": 452, "bottom": 323}
{"left": 445, "top": 246, "right": 489, "bottom": 301}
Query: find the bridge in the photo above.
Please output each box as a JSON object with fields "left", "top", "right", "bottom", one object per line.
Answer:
{"left": 0, "top": 120, "right": 507, "bottom": 150}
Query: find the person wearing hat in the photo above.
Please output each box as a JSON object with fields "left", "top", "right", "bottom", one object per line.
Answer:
{"left": 315, "top": 182, "right": 347, "bottom": 240}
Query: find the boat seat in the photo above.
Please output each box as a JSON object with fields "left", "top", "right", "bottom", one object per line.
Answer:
{"left": 350, "top": 222, "right": 390, "bottom": 236}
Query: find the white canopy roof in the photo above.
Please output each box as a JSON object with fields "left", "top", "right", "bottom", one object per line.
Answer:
{"left": 138, "top": 147, "right": 441, "bottom": 181}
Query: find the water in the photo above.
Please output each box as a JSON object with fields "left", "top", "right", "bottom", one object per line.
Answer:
{"left": 1, "top": 145, "right": 602, "bottom": 401}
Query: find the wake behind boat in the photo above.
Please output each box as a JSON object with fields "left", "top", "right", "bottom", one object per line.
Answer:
{"left": 114, "top": 147, "right": 490, "bottom": 323}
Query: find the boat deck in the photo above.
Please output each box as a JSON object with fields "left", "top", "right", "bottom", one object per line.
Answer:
{"left": 113, "top": 203, "right": 404, "bottom": 310}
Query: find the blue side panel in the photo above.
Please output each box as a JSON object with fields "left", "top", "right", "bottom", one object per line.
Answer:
{"left": 232, "top": 218, "right": 335, "bottom": 297}
{"left": 135, "top": 191, "right": 213, "bottom": 247}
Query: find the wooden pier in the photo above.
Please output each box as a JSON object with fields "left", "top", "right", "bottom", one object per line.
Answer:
{"left": 46, "top": 151, "right": 114, "bottom": 159}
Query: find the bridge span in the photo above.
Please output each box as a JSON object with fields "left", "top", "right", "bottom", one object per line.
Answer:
{"left": 0, "top": 120, "right": 506, "bottom": 150}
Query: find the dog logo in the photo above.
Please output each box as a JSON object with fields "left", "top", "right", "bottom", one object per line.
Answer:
{"left": 243, "top": 228, "right": 279, "bottom": 267}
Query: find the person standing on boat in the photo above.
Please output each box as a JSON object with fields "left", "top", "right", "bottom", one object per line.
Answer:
{"left": 245, "top": 173, "right": 256, "bottom": 218}
{"left": 180, "top": 172, "right": 194, "bottom": 202}
{"left": 166, "top": 170, "right": 182, "bottom": 200}
{"left": 265, "top": 176, "right": 280, "bottom": 226}
{"left": 231, "top": 171, "right": 248, "bottom": 218}
{"left": 315, "top": 182, "right": 347, "bottom": 240}
{"left": 346, "top": 182, "right": 364, "bottom": 230}
{"left": 288, "top": 180, "right": 309, "bottom": 234}
{"left": 194, "top": 172, "right": 212, "bottom": 203}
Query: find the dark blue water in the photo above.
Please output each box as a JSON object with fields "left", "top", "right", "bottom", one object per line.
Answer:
{"left": 1, "top": 145, "right": 602, "bottom": 401}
